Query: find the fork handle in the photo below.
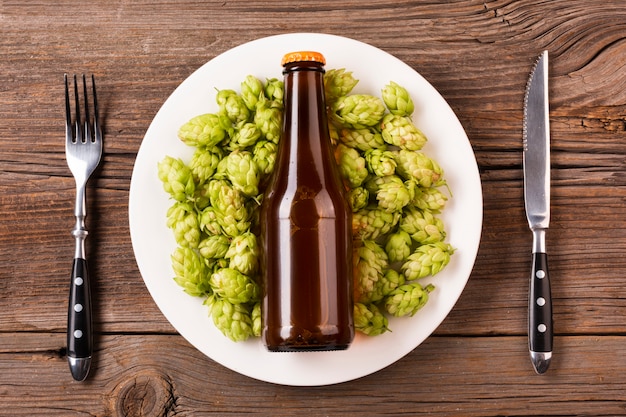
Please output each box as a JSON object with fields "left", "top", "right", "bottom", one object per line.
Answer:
{"left": 67, "top": 257, "right": 92, "bottom": 381}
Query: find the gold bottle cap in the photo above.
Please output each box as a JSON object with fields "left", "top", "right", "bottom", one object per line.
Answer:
{"left": 281, "top": 51, "right": 326, "bottom": 66}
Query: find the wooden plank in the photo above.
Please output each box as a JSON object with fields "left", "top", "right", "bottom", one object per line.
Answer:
{"left": 1, "top": 0, "right": 625, "bottom": 414}
{"left": 0, "top": 1, "right": 624, "bottom": 337}
{"left": 1, "top": 333, "right": 626, "bottom": 416}
{"left": 2, "top": 163, "right": 625, "bottom": 334}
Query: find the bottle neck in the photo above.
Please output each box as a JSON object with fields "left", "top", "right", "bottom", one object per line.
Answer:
{"left": 282, "top": 63, "right": 328, "bottom": 140}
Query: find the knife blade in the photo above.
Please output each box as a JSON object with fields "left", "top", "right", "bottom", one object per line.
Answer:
{"left": 523, "top": 50, "right": 552, "bottom": 374}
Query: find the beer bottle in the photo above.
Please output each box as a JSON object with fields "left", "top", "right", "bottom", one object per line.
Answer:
{"left": 260, "top": 51, "right": 354, "bottom": 351}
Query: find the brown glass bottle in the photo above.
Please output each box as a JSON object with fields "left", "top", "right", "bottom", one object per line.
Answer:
{"left": 260, "top": 51, "right": 354, "bottom": 352}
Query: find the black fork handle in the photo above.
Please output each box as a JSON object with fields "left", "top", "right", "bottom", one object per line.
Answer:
{"left": 67, "top": 257, "right": 92, "bottom": 381}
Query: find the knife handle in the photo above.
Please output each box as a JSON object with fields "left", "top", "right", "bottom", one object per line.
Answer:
{"left": 529, "top": 252, "right": 552, "bottom": 357}
{"left": 67, "top": 257, "right": 92, "bottom": 381}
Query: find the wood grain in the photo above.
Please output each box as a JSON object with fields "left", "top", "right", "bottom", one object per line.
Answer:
{"left": 1, "top": 0, "right": 625, "bottom": 415}
{"left": 2, "top": 333, "right": 626, "bottom": 416}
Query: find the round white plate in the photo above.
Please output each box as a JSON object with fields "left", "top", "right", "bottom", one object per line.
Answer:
{"left": 129, "top": 33, "right": 482, "bottom": 386}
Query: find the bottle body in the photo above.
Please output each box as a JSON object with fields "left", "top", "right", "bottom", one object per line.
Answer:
{"left": 260, "top": 54, "right": 354, "bottom": 351}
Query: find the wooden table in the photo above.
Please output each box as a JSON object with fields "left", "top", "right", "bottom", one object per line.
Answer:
{"left": 2, "top": 1, "right": 625, "bottom": 415}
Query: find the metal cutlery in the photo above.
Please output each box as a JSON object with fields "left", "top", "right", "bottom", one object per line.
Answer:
{"left": 523, "top": 51, "right": 553, "bottom": 374}
{"left": 64, "top": 74, "right": 102, "bottom": 381}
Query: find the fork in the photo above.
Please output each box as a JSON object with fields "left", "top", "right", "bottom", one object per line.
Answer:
{"left": 64, "top": 74, "right": 102, "bottom": 381}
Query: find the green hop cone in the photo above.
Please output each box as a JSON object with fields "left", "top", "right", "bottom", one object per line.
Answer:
{"left": 365, "top": 175, "right": 413, "bottom": 213}
{"left": 380, "top": 114, "right": 427, "bottom": 151}
{"left": 216, "top": 150, "right": 260, "bottom": 197}
{"left": 216, "top": 208, "right": 251, "bottom": 238}
{"left": 189, "top": 147, "right": 223, "bottom": 185}
{"left": 209, "top": 267, "right": 260, "bottom": 304}
{"left": 381, "top": 81, "right": 415, "bottom": 117}
{"left": 365, "top": 148, "right": 397, "bottom": 177}
{"left": 157, "top": 156, "right": 195, "bottom": 202}
{"left": 224, "top": 232, "right": 259, "bottom": 276}
{"left": 207, "top": 179, "right": 251, "bottom": 237}
{"left": 171, "top": 246, "right": 210, "bottom": 297}
{"left": 324, "top": 68, "right": 359, "bottom": 103}
{"left": 252, "top": 140, "right": 278, "bottom": 177}
{"left": 264, "top": 77, "right": 284, "bottom": 106}
{"left": 331, "top": 94, "right": 386, "bottom": 129}
{"left": 367, "top": 267, "right": 408, "bottom": 304}
{"left": 338, "top": 128, "right": 386, "bottom": 152}
{"left": 347, "top": 187, "right": 370, "bottom": 213}
{"left": 198, "top": 206, "right": 223, "bottom": 236}
{"left": 251, "top": 301, "right": 262, "bottom": 337}
{"left": 228, "top": 122, "right": 262, "bottom": 150}
{"left": 178, "top": 113, "right": 227, "bottom": 149}
{"left": 385, "top": 230, "right": 413, "bottom": 263}
{"left": 208, "top": 179, "right": 241, "bottom": 209}
{"left": 379, "top": 269, "right": 406, "bottom": 297}
{"left": 395, "top": 149, "right": 446, "bottom": 188}
{"left": 204, "top": 257, "right": 229, "bottom": 274}
{"left": 193, "top": 182, "right": 212, "bottom": 210}
{"left": 399, "top": 207, "right": 446, "bottom": 245}
{"left": 401, "top": 242, "right": 455, "bottom": 280}
{"left": 384, "top": 282, "right": 435, "bottom": 317}
{"left": 166, "top": 202, "right": 201, "bottom": 249}
{"left": 198, "top": 234, "right": 230, "bottom": 259}
{"left": 240, "top": 75, "right": 265, "bottom": 111}
{"left": 412, "top": 185, "right": 448, "bottom": 213}
{"left": 216, "top": 88, "right": 250, "bottom": 125}
{"left": 352, "top": 206, "right": 401, "bottom": 240}
{"left": 206, "top": 295, "right": 254, "bottom": 342}
{"left": 353, "top": 240, "right": 389, "bottom": 303}
{"left": 354, "top": 302, "right": 389, "bottom": 336}
{"left": 254, "top": 97, "right": 282, "bottom": 143}
{"left": 334, "top": 144, "right": 368, "bottom": 188}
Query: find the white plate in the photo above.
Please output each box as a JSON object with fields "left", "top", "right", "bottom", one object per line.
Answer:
{"left": 129, "top": 33, "right": 482, "bottom": 386}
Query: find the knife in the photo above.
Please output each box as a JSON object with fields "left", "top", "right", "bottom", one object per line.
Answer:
{"left": 523, "top": 50, "right": 552, "bottom": 374}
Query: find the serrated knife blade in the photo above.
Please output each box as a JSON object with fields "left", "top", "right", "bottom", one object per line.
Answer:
{"left": 523, "top": 50, "right": 552, "bottom": 374}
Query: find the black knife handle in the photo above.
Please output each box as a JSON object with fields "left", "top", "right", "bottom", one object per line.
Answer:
{"left": 529, "top": 252, "right": 552, "bottom": 353}
{"left": 67, "top": 258, "right": 92, "bottom": 379}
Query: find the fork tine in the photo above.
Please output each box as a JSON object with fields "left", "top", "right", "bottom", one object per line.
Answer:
{"left": 82, "top": 74, "right": 92, "bottom": 143}
{"left": 73, "top": 74, "right": 82, "bottom": 143}
{"left": 91, "top": 75, "right": 101, "bottom": 143}
{"left": 64, "top": 74, "right": 72, "bottom": 142}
